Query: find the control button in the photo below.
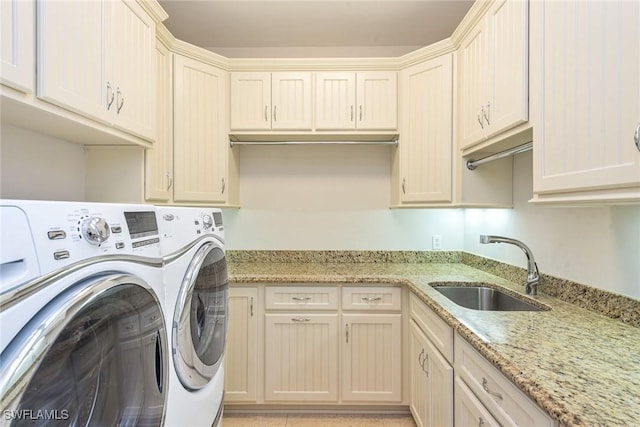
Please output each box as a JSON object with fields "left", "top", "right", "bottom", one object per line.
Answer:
{"left": 202, "top": 215, "right": 213, "bottom": 229}
{"left": 81, "top": 216, "right": 110, "bottom": 245}
{"left": 47, "top": 230, "right": 67, "bottom": 240}
{"left": 194, "top": 220, "right": 200, "bottom": 226}
{"left": 196, "top": 230, "right": 201, "bottom": 234}
{"left": 111, "top": 226, "right": 122, "bottom": 234}
{"left": 115, "top": 242, "right": 125, "bottom": 249}
{"left": 53, "top": 250, "right": 70, "bottom": 260}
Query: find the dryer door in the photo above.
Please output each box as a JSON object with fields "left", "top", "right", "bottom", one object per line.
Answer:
{"left": 0, "top": 274, "right": 167, "bottom": 426}
{"left": 173, "top": 242, "right": 228, "bottom": 390}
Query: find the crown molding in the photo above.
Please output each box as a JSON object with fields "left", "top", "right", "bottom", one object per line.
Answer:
{"left": 396, "top": 38, "right": 457, "bottom": 69}
{"left": 137, "top": 0, "right": 169, "bottom": 24}
{"left": 450, "top": 0, "right": 493, "bottom": 47}
{"left": 226, "top": 56, "right": 401, "bottom": 72}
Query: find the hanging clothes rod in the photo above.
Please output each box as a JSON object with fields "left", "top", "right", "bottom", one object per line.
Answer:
{"left": 229, "top": 139, "right": 399, "bottom": 147}
{"left": 466, "top": 142, "right": 533, "bottom": 170}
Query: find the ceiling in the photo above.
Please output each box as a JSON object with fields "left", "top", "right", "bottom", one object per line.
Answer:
{"left": 158, "top": 1, "right": 475, "bottom": 58}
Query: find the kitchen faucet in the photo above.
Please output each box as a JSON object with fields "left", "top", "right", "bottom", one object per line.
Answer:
{"left": 479, "top": 235, "right": 540, "bottom": 295}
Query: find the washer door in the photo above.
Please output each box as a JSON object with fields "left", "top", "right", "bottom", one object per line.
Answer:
{"left": 0, "top": 274, "right": 167, "bottom": 426}
{"left": 173, "top": 242, "right": 228, "bottom": 390}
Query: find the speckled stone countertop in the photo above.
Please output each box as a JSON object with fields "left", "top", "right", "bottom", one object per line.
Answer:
{"left": 228, "top": 252, "right": 640, "bottom": 427}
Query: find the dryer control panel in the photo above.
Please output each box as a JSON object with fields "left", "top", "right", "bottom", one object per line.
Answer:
{"left": 1, "top": 200, "right": 162, "bottom": 276}
{"left": 156, "top": 207, "right": 224, "bottom": 256}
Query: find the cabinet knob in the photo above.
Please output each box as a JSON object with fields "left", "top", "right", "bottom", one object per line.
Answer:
{"left": 634, "top": 123, "right": 639, "bottom": 152}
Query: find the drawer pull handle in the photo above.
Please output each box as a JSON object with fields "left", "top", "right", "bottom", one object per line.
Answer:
{"left": 482, "top": 377, "right": 503, "bottom": 401}
{"left": 250, "top": 297, "right": 254, "bottom": 317}
{"left": 291, "top": 318, "right": 311, "bottom": 322}
{"left": 478, "top": 417, "right": 485, "bottom": 427}
{"left": 361, "top": 296, "right": 382, "bottom": 302}
{"left": 418, "top": 348, "right": 424, "bottom": 367}
{"left": 291, "top": 296, "right": 312, "bottom": 301}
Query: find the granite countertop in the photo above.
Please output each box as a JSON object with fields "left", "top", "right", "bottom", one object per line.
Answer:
{"left": 228, "top": 259, "right": 640, "bottom": 427}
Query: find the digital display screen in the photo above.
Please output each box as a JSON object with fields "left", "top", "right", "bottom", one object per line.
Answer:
{"left": 124, "top": 211, "right": 158, "bottom": 239}
{"left": 213, "top": 212, "right": 223, "bottom": 227}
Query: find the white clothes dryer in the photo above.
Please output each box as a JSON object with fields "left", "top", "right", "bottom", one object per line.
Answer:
{"left": 156, "top": 207, "right": 227, "bottom": 427}
{"left": 0, "top": 200, "right": 168, "bottom": 426}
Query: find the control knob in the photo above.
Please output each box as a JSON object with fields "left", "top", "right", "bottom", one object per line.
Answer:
{"left": 202, "top": 214, "right": 213, "bottom": 229}
{"left": 81, "top": 216, "right": 110, "bottom": 245}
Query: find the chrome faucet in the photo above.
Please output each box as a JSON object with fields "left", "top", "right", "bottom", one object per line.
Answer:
{"left": 479, "top": 235, "right": 540, "bottom": 295}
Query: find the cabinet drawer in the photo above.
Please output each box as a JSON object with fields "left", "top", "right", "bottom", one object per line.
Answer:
{"left": 341, "top": 286, "right": 401, "bottom": 311}
{"left": 410, "top": 292, "right": 453, "bottom": 363}
{"left": 265, "top": 286, "right": 339, "bottom": 310}
{"left": 454, "top": 334, "right": 555, "bottom": 427}
{"left": 454, "top": 376, "right": 500, "bottom": 427}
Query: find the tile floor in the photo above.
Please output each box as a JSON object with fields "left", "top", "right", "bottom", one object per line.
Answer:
{"left": 222, "top": 413, "right": 417, "bottom": 427}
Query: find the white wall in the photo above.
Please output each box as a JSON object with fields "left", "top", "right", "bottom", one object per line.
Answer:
{"left": 464, "top": 151, "right": 640, "bottom": 299}
{"left": 223, "top": 145, "right": 464, "bottom": 250}
{"left": 0, "top": 125, "right": 86, "bottom": 201}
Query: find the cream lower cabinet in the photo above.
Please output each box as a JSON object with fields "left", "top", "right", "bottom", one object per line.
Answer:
{"left": 409, "top": 293, "right": 453, "bottom": 427}
{"left": 454, "top": 334, "right": 555, "bottom": 427}
{"left": 530, "top": 0, "right": 640, "bottom": 204}
{"left": 454, "top": 377, "right": 500, "bottom": 427}
{"left": 341, "top": 286, "right": 402, "bottom": 402}
{"left": 264, "top": 286, "right": 340, "bottom": 402}
{"left": 264, "top": 313, "right": 339, "bottom": 402}
{"left": 225, "top": 287, "right": 259, "bottom": 403}
{"left": 341, "top": 313, "right": 402, "bottom": 402}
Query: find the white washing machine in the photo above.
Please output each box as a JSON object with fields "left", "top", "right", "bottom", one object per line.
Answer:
{"left": 0, "top": 200, "right": 168, "bottom": 426}
{"left": 156, "top": 206, "right": 227, "bottom": 427}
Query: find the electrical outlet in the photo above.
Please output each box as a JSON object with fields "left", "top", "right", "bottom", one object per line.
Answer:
{"left": 432, "top": 235, "right": 443, "bottom": 250}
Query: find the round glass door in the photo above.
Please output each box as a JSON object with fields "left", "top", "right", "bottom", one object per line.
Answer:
{"left": 173, "top": 243, "right": 228, "bottom": 390}
{"left": 0, "top": 275, "right": 167, "bottom": 426}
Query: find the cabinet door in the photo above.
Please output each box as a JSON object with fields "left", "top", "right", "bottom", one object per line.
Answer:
{"left": 264, "top": 313, "right": 338, "bottom": 402}
{"left": 410, "top": 321, "right": 429, "bottom": 427}
{"left": 341, "top": 313, "right": 402, "bottom": 402}
{"left": 173, "top": 55, "right": 228, "bottom": 203}
{"left": 399, "top": 54, "right": 453, "bottom": 203}
{"left": 225, "top": 288, "right": 258, "bottom": 402}
{"left": 486, "top": 0, "right": 528, "bottom": 139}
{"left": 356, "top": 71, "right": 397, "bottom": 130}
{"left": 454, "top": 377, "right": 500, "bottom": 427}
{"left": 230, "top": 72, "right": 271, "bottom": 130}
{"left": 423, "top": 330, "right": 454, "bottom": 427}
{"left": 458, "top": 19, "right": 488, "bottom": 150}
{"left": 532, "top": 0, "right": 640, "bottom": 198}
{"left": 315, "top": 72, "right": 356, "bottom": 130}
{"left": 271, "top": 72, "right": 312, "bottom": 130}
{"left": 107, "top": 0, "right": 155, "bottom": 141}
{"left": 1, "top": 0, "right": 34, "bottom": 93}
{"left": 37, "top": 0, "right": 110, "bottom": 123}
{"left": 145, "top": 40, "right": 173, "bottom": 202}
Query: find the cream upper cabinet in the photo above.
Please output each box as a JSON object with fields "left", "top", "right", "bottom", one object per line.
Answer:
{"left": 396, "top": 54, "right": 453, "bottom": 204}
{"left": 1, "top": 0, "right": 34, "bottom": 93}
{"left": 145, "top": 38, "right": 173, "bottom": 202}
{"left": 37, "top": 0, "right": 155, "bottom": 141}
{"left": 458, "top": 0, "right": 528, "bottom": 151}
{"left": 225, "top": 287, "right": 259, "bottom": 403}
{"left": 230, "top": 71, "right": 312, "bottom": 131}
{"left": 315, "top": 71, "right": 397, "bottom": 130}
{"left": 173, "top": 54, "right": 231, "bottom": 204}
{"left": 530, "top": 0, "right": 640, "bottom": 204}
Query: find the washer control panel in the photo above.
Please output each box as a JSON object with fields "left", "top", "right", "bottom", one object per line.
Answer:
{"left": 3, "top": 200, "right": 161, "bottom": 275}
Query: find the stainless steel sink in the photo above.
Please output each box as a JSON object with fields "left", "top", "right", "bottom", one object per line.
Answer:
{"left": 431, "top": 285, "right": 547, "bottom": 311}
